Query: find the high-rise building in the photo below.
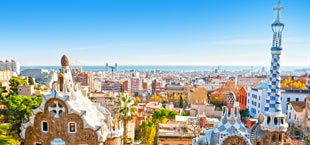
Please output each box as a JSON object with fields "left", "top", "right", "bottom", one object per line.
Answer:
{"left": 0, "top": 70, "right": 12, "bottom": 88}
{"left": 0, "top": 60, "right": 20, "bottom": 75}
{"left": 105, "top": 63, "right": 109, "bottom": 72}
{"left": 115, "top": 63, "right": 118, "bottom": 72}
{"left": 72, "top": 72, "right": 94, "bottom": 92}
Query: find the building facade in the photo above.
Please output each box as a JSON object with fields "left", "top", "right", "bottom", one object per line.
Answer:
{"left": 239, "top": 87, "right": 247, "bottom": 110}
{"left": 0, "top": 70, "right": 12, "bottom": 88}
{"left": 0, "top": 60, "right": 20, "bottom": 75}
{"left": 20, "top": 55, "right": 123, "bottom": 145}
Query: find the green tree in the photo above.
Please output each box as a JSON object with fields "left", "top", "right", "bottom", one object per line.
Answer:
{"left": 28, "top": 77, "right": 35, "bottom": 86}
{"left": 0, "top": 82, "right": 3, "bottom": 99}
{"left": 139, "top": 120, "right": 156, "bottom": 145}
{"left": 0, "top": 95, "right": 42, "bottom": 138}
{"left": 138, "top": 109, "right": 178, "bottom": 145}
{"left": 179, "top": 95, "right": 184, "bottom": 108}
{"left": 0, "top": 123, "right": 19, "bottom": 145}
{"left": 9, "top": 77, "right": 27, "bottom": 95}
{"left": 152, "top": 109, "right": 178, "bottom": 123}
{"left": 182, "top": 111, "right": 189, "bottom": 116}
{"left": 115, "top": 93, "right": 137, "bottom": 145}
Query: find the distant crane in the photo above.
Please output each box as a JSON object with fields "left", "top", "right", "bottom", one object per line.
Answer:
{"left": 109, "top": 66, "right": 115, "bottom": 72}
{"left": 109, "top": 66, "right": 115, "bottom": 78}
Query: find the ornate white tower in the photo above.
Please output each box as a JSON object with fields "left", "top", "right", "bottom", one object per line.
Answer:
{"left": 260, "top": 0, "right": 288, "bottom": 144}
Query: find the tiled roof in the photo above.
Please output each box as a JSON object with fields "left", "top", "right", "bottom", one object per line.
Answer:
{"left": 290, "top": 101, "right": 305, "bottom": 112}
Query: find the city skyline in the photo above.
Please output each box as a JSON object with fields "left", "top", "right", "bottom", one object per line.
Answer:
{"left": 1, "top": 0, "right": 309, "bottom": 66}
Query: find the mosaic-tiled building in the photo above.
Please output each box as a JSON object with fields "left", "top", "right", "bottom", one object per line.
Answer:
{"left": 20, "top": 55, "right": 124, "bottom": 145}
{"left": 193, "top": 1, "right": 288, "bottom": 145}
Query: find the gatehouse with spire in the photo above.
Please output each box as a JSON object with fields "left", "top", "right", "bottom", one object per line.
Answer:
{"left": 193, "top": 1, "right": 288, "bottom": 145}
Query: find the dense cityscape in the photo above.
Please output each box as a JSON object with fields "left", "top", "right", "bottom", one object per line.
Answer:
{"left": 1, "top": 0, "right": 310, "bottom": 145}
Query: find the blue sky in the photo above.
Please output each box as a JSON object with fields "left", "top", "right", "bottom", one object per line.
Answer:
{"left": 0, "top": 0, "right": 309, "bottom": 66}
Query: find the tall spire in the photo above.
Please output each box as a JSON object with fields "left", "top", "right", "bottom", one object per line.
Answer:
{"left": 260, "top": 0, "right": 288, "bottom": 133}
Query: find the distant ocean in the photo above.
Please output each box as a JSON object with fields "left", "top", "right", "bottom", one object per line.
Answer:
{"left": 20, "top": 66, "right": 309, "bottom": 72}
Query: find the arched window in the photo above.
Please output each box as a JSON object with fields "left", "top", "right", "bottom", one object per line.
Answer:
{"left": 274, "top": 117, "right": 278, "bottom": 125}
{"left": 281, "top": 118, "right": 284, "bottom": 124}
{"left": 272, "top": 134, "right": 276, "bottom": 142}
{"left": 279, "top": 134, "right": 282, "bottom": 141}
{"left": 68, "top": 122, "right": 77, "bottom": 134}
{"left": 267, "top": 117, "right": 271, "bottom": 124}
{"left": 41, "top": 121, "right": 48, "bottom": 133}
{"left": 59, "top": 75, "right": 64, "bottom": 92}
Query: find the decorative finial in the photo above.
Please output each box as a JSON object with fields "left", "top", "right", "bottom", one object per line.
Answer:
{"left": 61, "top": 55, "right": 70, "bottom": 67}
{"left": 274, "top": 0, "right": 284, "bottom": 21}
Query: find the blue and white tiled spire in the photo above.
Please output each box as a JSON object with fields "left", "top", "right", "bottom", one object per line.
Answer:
{"left": 260, "top": 0, "right": 288, "bottom": 132}
{"left": 264, "top": 0, "right": 284, "bottom": 115}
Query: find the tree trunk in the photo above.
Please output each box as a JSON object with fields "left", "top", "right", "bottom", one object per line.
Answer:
{"left": 123, "top": 120, "right": 128, "bottom": 145}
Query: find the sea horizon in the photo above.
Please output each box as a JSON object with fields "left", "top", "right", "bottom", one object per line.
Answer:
{"left": 20, "top": 65, "right": 310, "bottom": 72}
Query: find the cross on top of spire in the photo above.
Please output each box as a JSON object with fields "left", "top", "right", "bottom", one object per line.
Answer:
{"left": 274, "top": 0, "right": 284, "bottom": 21}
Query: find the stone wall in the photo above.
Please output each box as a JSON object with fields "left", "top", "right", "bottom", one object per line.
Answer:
{"left": 104, "top": 137, "right": 122, "bottom": 145}
{"left": 264, "top": 131, "right": 285, "bottom": 145}
{"left": 222, "top": 136, "right": 247, "bottom": 145}
{"left": 158, "top": 137, "right": 193, "bottom": 145}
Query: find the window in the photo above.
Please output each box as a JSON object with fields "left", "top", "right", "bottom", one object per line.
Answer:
{"left": 267, "top": 117, "right": 271, "bottom": 124}
{"left": 274, "top": 117, "right": 278, "bottom": 125}
{"left": 287, "top": 98, "right": 290, "bottom": 102}
{"left": 272, "top": 134, "right": 276, "bottom": 142}
{"left": 308, "top": 104, "right": 310, "bottom": 109}
{"left": 308, "top": 115, "right": 310, "bottom": 121}
{"left": 41, "top": 121, "right": 48, "bottom": 133}
{"left": 68, "top": 122, "right": 77, "bottom": 133}
{"left": 296, "top": 98, "right": 299, "bottom": 101}
{"left": 35, "top": 143, "right": 42, "bottom": 145}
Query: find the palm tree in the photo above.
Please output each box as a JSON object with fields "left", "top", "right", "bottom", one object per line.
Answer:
{"left": 116, "top": 93, "right": 137, "bottom": 145}
{"left": 0, "top": 123, "right": 19, "bottom": 145}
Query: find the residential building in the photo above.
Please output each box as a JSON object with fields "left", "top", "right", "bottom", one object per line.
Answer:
{"left": 189, "top": 87, "right": 208, "bottom": 105}
{"left": 0, "top": 70, "right": 12, "bottom": 88}
{"left": 281, "top": 89, "right": 310, "bottom": 114}
{"left": 18, "top": 85, "right": 34, "bottom": 96}
{"left": 72, "top": 72, "right": 94, "bottom": 92}
{"left": 101, "top": 80, "right": 122, "bottom": 92}
{"left": 157, "top": 122, "right": 195, "bottom": 145}
{"left": 126, "top": 78, "right": 143, "bottom": 93}
{"left": 145, "top": 101, "right": 162, "bottom": 119}
{"left": 134, "top": 103, "right": 146, "bottom": 132}
{"left": 20, "top": 69, "right": 49, "bottom": 83}
{"left": 0, "top": 60, "right": 20, "bottom": 75}
{"left": 239, "top": 87, "right": 247, "bottom": 110}
{"left": 247, "top": 84, "right": 268, "bottom": 118}
{"left": 236, "top": 76, "right": 267, "bottom": 88}
{"left": 287, "top": 101, "right": 305, "bottom": 139}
